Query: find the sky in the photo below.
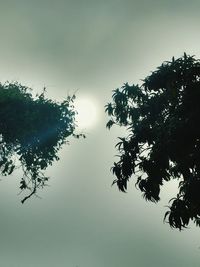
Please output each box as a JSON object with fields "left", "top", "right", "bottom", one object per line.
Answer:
{"left": 0, "top": 0, "right": 200, "bottom": 266}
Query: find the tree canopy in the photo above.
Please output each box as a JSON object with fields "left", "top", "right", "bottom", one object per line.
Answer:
{"left": 0, "top": 82, "right": 82, "bottom": 203}
{"left": 106, "top": 53, "right": 200, "bottom": 230}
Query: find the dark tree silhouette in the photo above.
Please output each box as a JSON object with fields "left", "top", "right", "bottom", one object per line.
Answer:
{"left": 106, "top": 53, "right": 200, "bottom": 230}
{"left": 0, "top": 82, "right": 83, "bottom": 203}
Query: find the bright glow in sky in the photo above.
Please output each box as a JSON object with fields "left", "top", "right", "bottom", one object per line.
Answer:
{"left": 74, "top": 98, "right": 98, "bottom": 129}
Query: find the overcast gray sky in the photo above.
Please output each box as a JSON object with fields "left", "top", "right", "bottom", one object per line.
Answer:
{"left": 0, "top": 0, "right": 200, "bottom": 266}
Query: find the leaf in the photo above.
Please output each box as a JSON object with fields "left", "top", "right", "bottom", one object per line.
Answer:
{"left": 106, "top": 120, "right": 115, "bottom": 129}
{"left": 20, "top": 180, "right": 27, "bottom": 190}
{"left": 105, "top": 103, "right": 114, "bottom": 116}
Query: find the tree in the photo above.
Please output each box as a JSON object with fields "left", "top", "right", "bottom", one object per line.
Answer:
{"left": 0, "top": 82, "right": 83, "bottom": 203}
{"left": 106, "top": 53, "right": 200, "bottom": 230}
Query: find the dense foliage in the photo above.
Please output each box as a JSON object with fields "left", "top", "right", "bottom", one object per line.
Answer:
{"left": 0, "top": 82, "right": 81, "bottom": 203}
{"left": 106, "top": 53, "right": 200, "bottom": 230}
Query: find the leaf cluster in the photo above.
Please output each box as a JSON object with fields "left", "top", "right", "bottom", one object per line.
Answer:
{"left": 0, "top": 82, "right": 79, "bottom": 203}
{"left": 106, "top": 53, "right": 200, "bottom": 230}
